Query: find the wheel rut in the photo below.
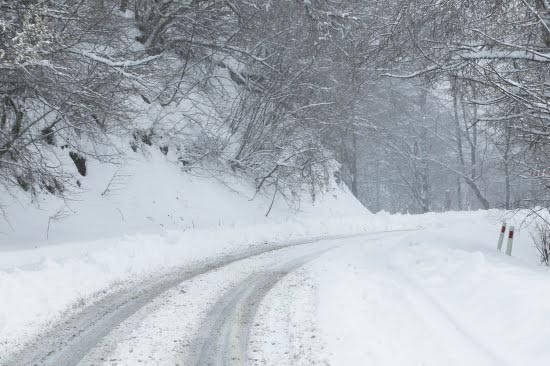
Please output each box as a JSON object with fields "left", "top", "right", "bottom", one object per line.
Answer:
{"left": 191, "top": 252, "right": 326, "bottom": 366}
{"left": 5, "top": 231, "right": 400, "bottom": 366}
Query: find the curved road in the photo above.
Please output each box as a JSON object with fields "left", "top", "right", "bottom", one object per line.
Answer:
{"left": 5, "top": 231, "right": 398, "bottom": 366}
{"left": 192, "top": 251, "right": 327, "bottom": 366}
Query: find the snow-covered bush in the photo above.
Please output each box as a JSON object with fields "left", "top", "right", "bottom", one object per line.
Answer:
{"left": 0, "top": 0, "right": 357, "bottom": 205}
{"left": 0, "top": 1, "right": 154, "bottom": 197}
{"left": 0, "top": 1, "right": 54, "bottom": 65}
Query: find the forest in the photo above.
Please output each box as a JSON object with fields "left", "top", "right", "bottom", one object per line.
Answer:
{"left": 1, "top": 0, "right": 550, "bottom": 215}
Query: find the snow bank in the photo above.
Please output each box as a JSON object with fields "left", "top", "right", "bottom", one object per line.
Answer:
{"left": 309, "top": 213, "right": 550, "bottom": 366}
{"left": 0, "top": 146, "right": 365, "bottom": 248}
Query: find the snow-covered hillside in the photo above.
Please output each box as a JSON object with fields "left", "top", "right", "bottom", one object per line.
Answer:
{"left": 0, "top": 144, "right": 366, "bottom": 247}
{"left": 0, "top": 144, "right": 370, "bottom": 357}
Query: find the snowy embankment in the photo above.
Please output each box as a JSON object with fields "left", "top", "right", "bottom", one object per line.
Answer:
{"left": 276, "top": 213, "right": 550, "bottom": 366}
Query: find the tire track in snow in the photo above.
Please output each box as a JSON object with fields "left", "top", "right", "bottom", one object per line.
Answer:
{"left": 5, "top": 231, "right": 403, "bottom": 366}
{"left": 389, "top": 264, "right": 511, "bottom": 366}
{"left": 191, "top": 251, "right": 327, "bottom": 366}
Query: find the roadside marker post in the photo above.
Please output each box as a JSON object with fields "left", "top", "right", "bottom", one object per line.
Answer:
{"left": 497, "top": 222, "right": 507, "bottom": 251}
{"left": 506, "top": 226, "right": 515, "bottom": 256}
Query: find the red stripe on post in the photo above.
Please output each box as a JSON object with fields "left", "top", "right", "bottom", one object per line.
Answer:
{"left": 501, "top": 225, "right": 506, "bottom": 233}
{"left": 508, "top": 230, "right": 514, "bottom": 238}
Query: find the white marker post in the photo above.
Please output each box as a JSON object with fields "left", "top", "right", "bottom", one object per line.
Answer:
{"left": 506, "top": 226, "right": 515, "bottom": 256}
{"left": 497, "top": 222, "right": 507, "bottom": 251}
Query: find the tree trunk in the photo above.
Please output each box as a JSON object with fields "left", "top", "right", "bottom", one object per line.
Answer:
{"left": 451, "top": 77, "right": 490, "bottom": 210}
{"left": 374, "top": 156, "right": 381, "bottom": 212}
{"left": 504, "top": 120, "right": 512, "bottom": 209}
{"left": 444, "top": 190, "right": 452, "bottom": 211}
{"left": 535, "top": 0, "right": 550, "bottom": 47}
{"left": 350, "top": 131, "right": 358, "bottom": 197}
{"left": 457, "top": 177, "right": 463, "bottom": 210}
{"left": 463, "top": 175, "right": 490, "bottom": 209}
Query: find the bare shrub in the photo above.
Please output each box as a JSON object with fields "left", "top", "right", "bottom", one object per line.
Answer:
{"left": 531, "top": 223, "right": 550, "bottom": 266}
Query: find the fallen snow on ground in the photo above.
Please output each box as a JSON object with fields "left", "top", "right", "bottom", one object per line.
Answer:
{"left": 250, "top": 266, "right": 325, "bottom": 366}
{"left": 305, "top": 222, "right": 550, "bottom": 366}
{"left": 0, "top": 213, "right": 417, "bottom": 360}
{"left": 0, "top": 207, "right": 544, "bottom": 361}
{"left": 76, "top": 238, "right": 340, "bottom": 366}
{"left": 0, "top": 146, "right": 367, "bottom": 248}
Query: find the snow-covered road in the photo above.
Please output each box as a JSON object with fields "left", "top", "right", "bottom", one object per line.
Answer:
{"left": 4, "top": 231, "right": 401, "bottom": 366}
{"left": 5, "top": 225, "right": 550, "bottom": 366}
